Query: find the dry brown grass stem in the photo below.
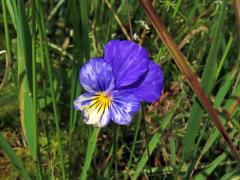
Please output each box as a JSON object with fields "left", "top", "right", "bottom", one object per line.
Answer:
{"left": 139, "top": 0, "right": 240, "bottom": 163}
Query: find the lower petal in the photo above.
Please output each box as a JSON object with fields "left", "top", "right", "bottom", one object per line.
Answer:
{"left": 110, "top": 90, "right": 140, "bottom": 125}
{"left": 74, "top": 93, "right": 95, "bottom": 110}
{"left": 83, "top": 106, "right": 110, "bottom": 127}
{"left": 74, "top": 93, "right": 111, "bottom": 127}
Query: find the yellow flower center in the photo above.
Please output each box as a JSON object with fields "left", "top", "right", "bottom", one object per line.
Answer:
{"left": 84, "top": 92, "right": 112, "bottom": 117}
{"left": 90, "top": 92, "right": 111, "bottom": 110}
{"left": 96, "top": 92, "right": 112, "bottom": 105}
{"left": 80, "top": 92, "right": 111, "bottom": 126}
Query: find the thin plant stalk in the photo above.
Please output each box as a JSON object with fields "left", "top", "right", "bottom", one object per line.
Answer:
{"left": 139, "top": 0, "right": 240, "bottom": 163}
{"left": 36, "top": 0, "right": 66, "bottom": 178}
{"left": 80, "top": 128, "right": 100, "bottom": 180}
{"left": 141, "top": 104, "right": 152, "bottom": 177}
{"left": 104, "top": 0, "right": 131, "bottom": 40}
{"left": 112, "top": 125, "right": 119, "bottom": 179}
{"left": 235, "top": 0, "right": 240, "bottom": 38}
{"left": 31, "top": 0, "right": 42, "bottom": 179}
{"left": 1, "top": 0, "right": 12, "bottom": 90}
{"left": 126, "top": 110, "right": 142, "bottom": 176}
{"left": 0, "top": 133, "right": 31, "bottom": 180}
{"left": 2, "top": 0, "right": 12, "bottom": 64}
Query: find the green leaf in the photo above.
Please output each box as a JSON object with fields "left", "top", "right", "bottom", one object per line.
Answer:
{"left": 0, "top": 133, "right": 31, "bottom": 180}
{"left": 181, "top": 0, "right": 227, "bottom": 160}
{"left": 194, "top": 153, "right": 226, "bottom": 180}
{"left": 7, "top": 0, "right": 36, "bottom": 159}
{"left": 132, "top": 94, "right": 184, "bottom": 179}
{"left": 80, "top": 128, "right": 101, "bottom": 180}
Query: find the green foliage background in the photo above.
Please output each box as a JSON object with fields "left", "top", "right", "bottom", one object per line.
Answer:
{"left": 0, "top": 0, "right": 240, "bottom": 179}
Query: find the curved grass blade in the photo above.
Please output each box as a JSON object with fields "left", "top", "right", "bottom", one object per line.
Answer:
{"left": 235, "top": 0, "right": 240, "bottom": 37}
{"left": 214, "top": 35, "right": 234, "bottom": 82}
{"left": 125, "top": 110, "right": 142, "bottom": 176}
{"left": 80, "top": 128, "right": 100, "bottom": 180}
{"left": 7, "top": 0, "right": 36, "bottom": 160}
{"left": 132, "top": 95, "right": 184, "bottom": 179}
{"left": 194, "top": 153, "right": 227, "bottom": 180}
{"left": 104, "top": 0, "right": 131, "bottom": 40}
{"left": 68, "top": 0, "right": 90, "bottom": 177}
{"left": 219, "top": 169, "right": 239, "bottom": 180}
{"left": 194, "top": 127, "right": 240, "bottom": 179}
{"left": 139, "top": 0, "right": 240, "bottom": 163}
{"left": 2, "top": 0, "right": 13, "bottom": 90}
{"left": 36, "top": 0, "right": 66, "bottom": 178}
{"left": 182, "top": 0, "right": 227, "bottom": 161}
{"left": 0, "top": 133, "right": 31, "bottom": 180}
{"left": 192, "top": 80, "right": 240, "bottom": 172}
{"left": 185, "top": 65, "right": 239, "bottom": 177}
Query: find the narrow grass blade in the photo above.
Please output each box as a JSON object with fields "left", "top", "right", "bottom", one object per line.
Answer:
{"left": 36, "top": 0, "right": 66, "bottom": 178}
{"left": 133, "top": 130, "right": 161, "bottom": 180}
{"left": 67, "top": 0, "right": 82, "bottom": 136}
{"left": 68, "top": 0, "right": 90, "bottom": 133}
{"left": 80, "top": 128, "right": 100, "bottom": 180}
{"left": 104, "top": 0, "right": 131, "bottom": 40}
{"left": 2, "top": 0, "right": 12, "bottom": 90}
{"left": 31, "top": 1, "right": 42, "bottom": 178}
{"left": 126, "top": 111, "right": 142, "bottom": 173}
{"left": 182, "top": 0, "right": 226, "bottom": 160}
{"left": 194, "top": 127, "right": 240, "bottom": 178}
{"left": 139, "top": 0, "right": 240, "bottom": 163}
{"left": 220, "top": 169, "right": 239, "bottom": 180}
{"left": 214, "top": 66, "right": 238, "bottom": 109}
{"left": 8, "top": 0, "right": 37, "bottom": 160}
{"left": 169, "top": 138, "right": 176, "bottom": 166}
{"left": 68, "top": 0, "right": 90, "bottom": 177}
{"left": 31, "top": 0, "right": 38, "bottom": 160}
{"left": 79, "top": 0, "right": 90, "bottom": 59}
{"left": 132, "top": 95, "right": 184, "bottom": 179}
{"left": 235, "top": 0, "right": 240, "bottom": 37}
{"left": 172, "top": 0, "right": 182, "bottom": 18}
{"left": 215, "top": 35, "right": 233, "bottom": 82}
{"left": 5, "top": 0, "right": 17, "bottom": 29}
{"left": 16, "top": 0, "right": 33, "bottom": 90}
{"left": 47, "top": 0, "right": 65, "bottom": 20}
{"left": 194, "top": 153, "right": 227, "bottom": 180}
{"left": 205, "top": 81, "right": 240, "bottom": 150}
{"left": 112, "top": 126, "right": 120, "bottom": 179}
{"left": 186, "top": 70, "right": 239, "bottom": 177}
{"left": 0, "top": 133, "right": 31, "bottom": 180}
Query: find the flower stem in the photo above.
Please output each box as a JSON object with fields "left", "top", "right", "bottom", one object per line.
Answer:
{"left": 141, "top": 103, "right": 152, "bottom": 178}
{"left": 31, "top": 0, "right": 42, "bottom": 179}
{"left": 126, "top": 110, "right": 142, "bottom": 177}
{"left": 112, "top": 125, "right": 119, "bottom": 179}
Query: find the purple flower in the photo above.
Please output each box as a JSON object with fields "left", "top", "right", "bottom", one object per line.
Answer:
{"left": 74, "top": 40, "right": 164, "bottom": 127}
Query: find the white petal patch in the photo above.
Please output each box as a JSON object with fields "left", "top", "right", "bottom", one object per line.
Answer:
{"left": 74, "top": 92, "right": 112, "bottom": 127}
{"left": 110, "top": 103, "right": 132, "bottom": 125}
{"left": 110, "top": 90, "right": 140, "bottom": 125}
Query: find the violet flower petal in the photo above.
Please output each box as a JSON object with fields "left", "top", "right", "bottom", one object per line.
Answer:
{"left": 74, "top": 93, "right": 111, "bottom": 127}
{"left": 109, "top": 90, "right": 140, "bottom": 125}
{"left": 104, "top": 40, "right": 149, "bottom": 88}
{"left": 79, "top": 58, "right": 115, "bottom": 93}
{"left": 131, "top": 60, "right": 164, "bottom": 103}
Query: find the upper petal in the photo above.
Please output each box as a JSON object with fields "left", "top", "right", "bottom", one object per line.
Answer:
{"left": 131, "top": 60, "right": 164, "bottom": 103}
{"left": 80, "top": 58, "right": 115, "bottom": 93}
{"left": 109, "top": 90, "right": 140, "bottom": 125}
{"left": 104, "top": 40, "right": 149, "bottom": 88}
{"left": 74, "top": 93, "right": 111, "bottom": 127}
